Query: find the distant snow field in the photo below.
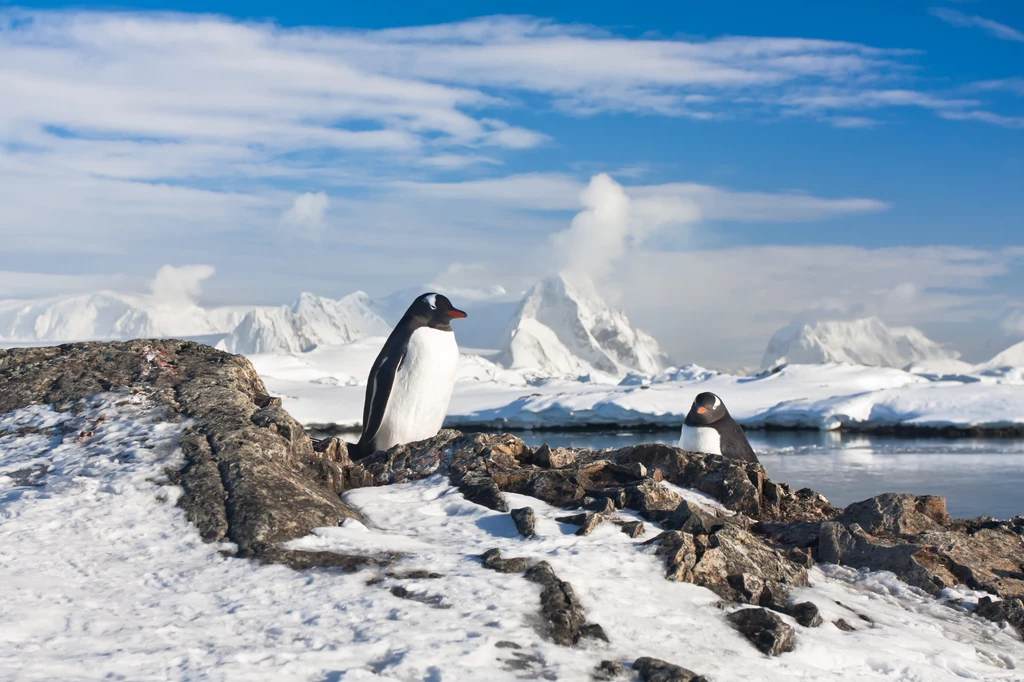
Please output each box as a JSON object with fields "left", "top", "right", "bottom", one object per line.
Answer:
{"left": 2, "top": 392, "right": 1022, "bottom": 681}
{"left": 3, "top": 271, "right": 1024, "bottom": 433}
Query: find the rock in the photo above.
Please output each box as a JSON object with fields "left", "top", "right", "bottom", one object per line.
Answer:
{"left": 524, "top": 561, "right": 601, "bottom": 646}
{"left": 626, "top": 480, "right": 684, "bottom": 514}
{"left": 584, "top": 497, "right": 617, "bottom": 514}
{"left": 840, "top": 493, "right": 951, "bottom": 536}
{"left": 479, "top": 548, "right": 531, "bottom": 574}
{"left": 661, "top": 500, "right": 726, "bottom": 535}
{"left": 0, "top": 341, "right": 365, "bottom": 566}
{"left": 632, "top": 656, "right": 707, "bottom": 682}
{"left": 576, "top": 512, "right": 606, "bottom": 537}
{"left": 511, "top": 507, "right": 537, "bottom": 538}
{"left": 579, "top": 622, "right": 610, "bottom": 642}
{"left": 654, "top": 524, "right": 808, "bottom": 605}
{"left": 532, "top": 443, "right": 577, "bottom": 469}
{"left": 620, "top": 520, "right": 645, "bottom": 538}
{"left": 788, "top": 601, "right": 823, "bottom": 627}
{"left": 975, "top": 596, "right": 1024, "bottom": 640}
{"left": 786, "top": 547, "right": 814, "bottom": 568}
{"left": 593, "top": 660, "right": 624, "bottom": 680}
{"left": 726, "top": 607, "right": 796, "bottom": 656}
{"left": 833, "top": 618, "right": 855, "bottom": 631}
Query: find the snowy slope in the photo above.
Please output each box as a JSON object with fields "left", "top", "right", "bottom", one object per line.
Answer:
{"left": 256, "top": 354, "right": 1024, "bottom": 433}
{"left": 0, "top": 292, "right": 249, "bottom": 342}
{"left": 0, "top": 293, "right": 156, "bottom": 341}
{"left": 761, "top": 317, "right": 958, "bottom": 370}
{"left": 985, "top": 339, "right": 1024, "bottom": 368}
{"left": 3, "top": 393, "right": 1022, "bottom": 681}
{"left": 499, "top": 274, "right": 669, "bottom": 379}
{"left": 219, "top": 292, "right": 390, "bottom": 355}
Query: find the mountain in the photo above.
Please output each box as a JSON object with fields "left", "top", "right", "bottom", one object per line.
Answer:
{"left": 498, "top": 274, "right": 669, "bottom": 378}
{"left": 761, "top": 317, "right": 958, "bottom": 370}
{"left": 219, "top": 292, "right": 390, "bottom": 355}
{"left": 0, "top": 293, "right": 156, "bottom": 342}
{"left": 985, "top": 340, "right": 1024, "bottom": 368}
{"left": 0, "top": 292, "right": 247, "bottom": 343}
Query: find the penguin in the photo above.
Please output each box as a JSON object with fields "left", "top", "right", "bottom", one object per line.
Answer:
{"left": 351, "top": 293, "right": 467, "bottom": 459}
{"left": 678, "top": 392, "right": 759, "bottom": 463}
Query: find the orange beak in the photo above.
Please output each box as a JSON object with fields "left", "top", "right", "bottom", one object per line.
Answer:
{"left": 697, "top": 407, "right": 707, "bottom": 414}
{"left": 448, "top": 309, "right": 467, "bottom": 319}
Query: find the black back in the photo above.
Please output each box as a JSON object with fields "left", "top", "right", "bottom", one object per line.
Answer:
{"left": 350, "top": 293, "right": 466, "bottom": 458}
{"left": 684, "top": 392, "right": 758, "bottom": 464}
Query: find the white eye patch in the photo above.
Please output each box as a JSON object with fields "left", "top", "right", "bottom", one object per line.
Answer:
{"left": 423, "top": 294, "right": 437, "bottom": 309}
{"left": 712, "top": 395, "right": 721, "bottom": 410}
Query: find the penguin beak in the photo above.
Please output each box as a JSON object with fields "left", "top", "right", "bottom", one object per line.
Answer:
{"left": 448, "top": 308, "right": 467, "bottom": 319}
{"left": 697, "top": 407, "right": 708, "bottom": 414}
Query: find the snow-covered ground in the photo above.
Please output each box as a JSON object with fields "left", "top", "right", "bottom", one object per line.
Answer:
{"left": 2, "top": 392, "right": 1022, "bottom": 681}
{"left": 252, "top": 346, "right": 1024, "bottom": 432}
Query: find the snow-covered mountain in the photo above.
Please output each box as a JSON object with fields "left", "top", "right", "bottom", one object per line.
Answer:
{"left": 761, "top": 317, "right": 958, "bottom": 370}
{"left": 0, "top": 292, "right": 247, "bottom": 343}
{"left": 219, "top": 292, "right": 390, "bottom": 355}
{"left": 498, "top": 274, "right": 669, "bottom": 378}
{"left": 985, "top": 340, "right": 1024, "bottom": 368}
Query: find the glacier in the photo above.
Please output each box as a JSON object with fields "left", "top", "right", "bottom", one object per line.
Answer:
{"left": 761, "top": 317, "right": 958, "bottom": 370}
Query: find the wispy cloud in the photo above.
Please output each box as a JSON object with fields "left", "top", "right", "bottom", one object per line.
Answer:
{"left": 973, "top": 78, "right": 1024, "bottom": 96}
{"left": 939, "top": 110, "right": 1024, "bottom": 129}
{"left": 930, "top": 7, "right": 1024, "bottom": 42}
{"left": 396, "top": 173, "right": 889, "bottom": 221}
{"left": 282, "top": 192, "right": 330, "bottom": 233}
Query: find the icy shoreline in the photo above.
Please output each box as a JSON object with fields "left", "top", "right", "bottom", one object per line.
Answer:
{"left": 251, "top": 348, "right": 1024, "bottom": 436}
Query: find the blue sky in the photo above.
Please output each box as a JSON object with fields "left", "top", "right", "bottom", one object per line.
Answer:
{"left": 1, "top": 0, "right": 1022, "bottom": 366}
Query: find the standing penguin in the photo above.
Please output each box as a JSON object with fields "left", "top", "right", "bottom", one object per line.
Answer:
{"left": 351, "top": 293, "right": 467, "bottom": 458}
{"left": 679, "top": 392, "right": 759, "bottom": 463}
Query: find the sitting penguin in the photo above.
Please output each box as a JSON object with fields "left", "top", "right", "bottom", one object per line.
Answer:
{"left": 679, "top": 392, "right": 759, "bottom": 463}
{"left": 350, "top": 293, "right": 467, "bottom": 459}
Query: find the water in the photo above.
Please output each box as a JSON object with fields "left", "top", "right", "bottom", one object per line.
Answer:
{"left": 508, "top": 430, "right": 1024, "bottom": 520}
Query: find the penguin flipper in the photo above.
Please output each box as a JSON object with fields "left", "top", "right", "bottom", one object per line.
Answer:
{"left": 355, "top": 340, "right": 407, "bottom": 455}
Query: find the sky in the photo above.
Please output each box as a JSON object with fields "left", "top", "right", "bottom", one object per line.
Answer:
{"left": 1, "top": 0, "right": 1022, "bottom": 368}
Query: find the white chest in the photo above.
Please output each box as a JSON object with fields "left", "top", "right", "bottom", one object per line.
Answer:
{"left": 679, "top": 424, "right": 722, "bottom": 455}
{"left": 375, "top": 327, "right": 459, "bottom": 451}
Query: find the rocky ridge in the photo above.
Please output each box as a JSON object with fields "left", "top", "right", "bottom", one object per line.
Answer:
{"left": 2, "top": 341, "right": 1022, "bottom": 678}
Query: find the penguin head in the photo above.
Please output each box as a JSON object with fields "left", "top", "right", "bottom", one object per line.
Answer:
{"left": 685, "top": 392, "right": 727, "bottom": 426}
{"left": 406, "top": 293, "right": 467, "bottom": 330}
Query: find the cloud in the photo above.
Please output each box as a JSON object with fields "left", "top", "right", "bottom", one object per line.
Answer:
{"left": 973, "top": 78, "right": 1024, "bottom": 96}
{"left": 397, "top": 173, "right": 889, "bottom": 221}
{"left": 930, "top": 8, "right": 1024, "bottom": 41}
{"left": 939, "top": 110, "right": 1024, "bottom": 129}
{"left": 149, "top": 264, "right": 215, "bottom": 307}
{"left": 282, "top": 192, "right": 330, "bottom": 233}
{"left": 614, "top": 245, "right": 1023, "bottom": 368}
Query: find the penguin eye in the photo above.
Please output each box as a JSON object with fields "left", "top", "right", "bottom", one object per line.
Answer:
{"left": 423, "top": 294, "right": 437, "bottom": 310}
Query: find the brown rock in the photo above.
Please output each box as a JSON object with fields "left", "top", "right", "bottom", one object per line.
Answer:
{"left": 727, "top": 607, "right": 796, "bottom": 656}
{"left": 511, "top": 507, "right": 537, "bottom": 538}
{"left": 633, "top": 656, "right": 708, "bottom": 682}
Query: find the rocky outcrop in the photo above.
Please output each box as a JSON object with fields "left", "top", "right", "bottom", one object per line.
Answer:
{"left": 5, "top": 340, "right": 1021, "bottom": 658}
{"left": 726, "top": 608, "right": 796, "bottom": 656}
{"left": 633, "top": 657, "right": 708, "bottom": 682}
{"left": 313, "top": 429, "right": 1024, "bottom": 644}
{"left": 479, "top": 549, "right": 607, "bottom": 647}
{"left": 0, "top": 341, "right": 365, "bottom": 567}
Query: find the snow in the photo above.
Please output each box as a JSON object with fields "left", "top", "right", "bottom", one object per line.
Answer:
{"left": 3, "top": 391, "right": 1023, "bottom": 681}
{"left": 0, "top": 291, "right": 250, "bottom": 343}
{"left": 499, "top": 274, "right": 669, "bottom": 379}
{"left": 218, "top": 292, "right": 390, "bottom": 355}
{"left": 762, "top": 317, "right": 959, "bottom": 370}
{"left": 986, "top": 340, "right": 1024, "bottom": 369}
{"left": 253, "top": 351, "right": 1024, "bottom": 433}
